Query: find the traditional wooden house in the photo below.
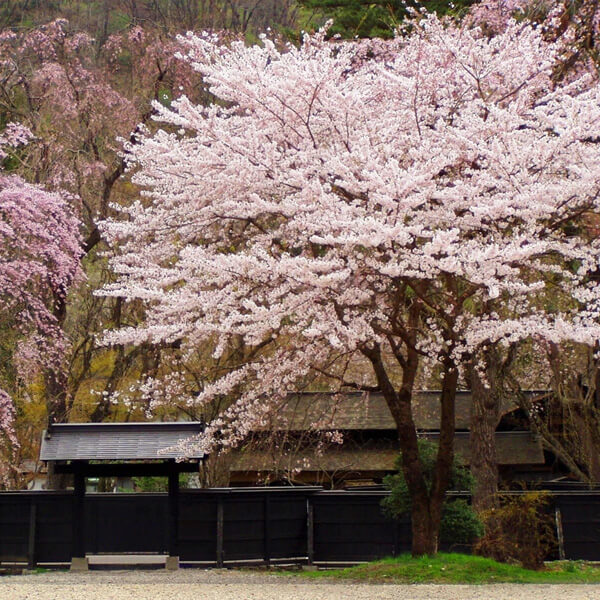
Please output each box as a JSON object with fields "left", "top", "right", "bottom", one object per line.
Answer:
{"left": 229, "top": 391, "right": 546, "bottom": 488}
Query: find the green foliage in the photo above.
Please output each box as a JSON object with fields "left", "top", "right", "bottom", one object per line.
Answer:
{"left": 440, "top": 498, "right": 484, "bottom": 545}
{"left": 132, "top": 474, "right": 192, "bottom": 492}
{"left": 382, "top": 439, "right": 482, "bottom": 544}
{"left": 108, "top": 9, "right": 132, "bottom": 32}
{"left": 157, "top": 87, "right": 173, "bottom": 107}
{"left": 294, "top": 553, "right": 600, "bottom": 584}
{"left": 474, "top": 492, "right": 557, "bottom": 570}
{"left": 299, "top": 0, "right": 477, "bottom": 39}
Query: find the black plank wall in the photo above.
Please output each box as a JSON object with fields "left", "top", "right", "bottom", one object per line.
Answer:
{"left": 2, "top": 488, "right": 600, "bottom": 566}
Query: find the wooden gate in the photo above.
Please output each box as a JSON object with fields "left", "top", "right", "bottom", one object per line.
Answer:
{"left": 85, "top": 494, "right": 168, "bottom": 554}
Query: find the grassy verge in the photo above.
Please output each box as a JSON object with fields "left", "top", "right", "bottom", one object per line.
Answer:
{"left": 293, "top": 553, "right": 600, "bottom": 584}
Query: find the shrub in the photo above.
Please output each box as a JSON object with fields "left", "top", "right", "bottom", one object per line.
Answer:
{"left": 440, "top": 498, "right": 484, "bottom": 545}
{"left": 382, "top": 440, "right": 483, "bottom": 546}
{"left": 474, "top": 491, "right": 556, "bottom": 570}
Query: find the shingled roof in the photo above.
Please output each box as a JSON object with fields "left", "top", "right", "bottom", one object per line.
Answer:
{"left": 261, "top": 391, "right": 519, "bottom": 431}
{"left": 231, "top": 431, "right": 544, "bottom": 473}
{"left": 40, "top": 422, "right": 204, "bottom": 461}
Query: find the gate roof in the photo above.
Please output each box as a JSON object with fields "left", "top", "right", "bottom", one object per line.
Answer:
{"left": 40, "top": 422, "right": 204, "bottom": 461}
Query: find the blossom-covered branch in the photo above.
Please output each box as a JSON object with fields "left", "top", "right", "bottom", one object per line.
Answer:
{"left": 102, "top": 14, "right": 600, "bottom": 552}
{"left": 0, "top": 126, "right": 82, "bottom": 486}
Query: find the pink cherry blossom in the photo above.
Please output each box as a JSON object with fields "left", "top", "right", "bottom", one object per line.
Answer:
{"left": 471, "top": 1, "right": 600, "bottom": 79}
{"left": 0, "top": 161, "right": 82, "bottom": 481}
{"left": 0, "top": 123, "right": 33, "bottom": 160}
{"left": 102, "top": 15, "right": 600, "bottom": 457}
{"left": 0, "top": 390, "right": 17, "bottom": 486}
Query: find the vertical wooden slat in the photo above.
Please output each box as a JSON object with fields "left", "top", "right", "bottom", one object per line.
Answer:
{"left": 27, "top": 501, "right": 37, "bottom": 569}
{"left": 216, "top": 497, "right": 224, "bottom": 567}
{"left": 72, "top": 463, "right": 86, "bottom": 559}
{"left": 264, "top": 494, "right": 271, "bottom": 565}
{"left": 167, "top": 462, "right": 180, "bottom": 558}
{"left": 306, "top": 498, "right": 314, "bottom": 564}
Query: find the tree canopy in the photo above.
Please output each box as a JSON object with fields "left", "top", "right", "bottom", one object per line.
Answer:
{"left": 101, "top": 14, "right": 600, "bottom": 552}
{"left": 0, "top": 166, "right": 82, "bottom": 486}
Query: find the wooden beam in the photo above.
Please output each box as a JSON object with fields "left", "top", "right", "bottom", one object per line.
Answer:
{"left": 264, "top": 494, "right": 271, "bottom": 565}
{"left": 72, "top": 462, "right": 86, "bottom": 559}
{"left": 306, "top": 498, "right": 314, "bottom": 564}
{"left": 216, "top": 498, "right": 224, "bottom": 567}
{"left": 167, "top": 461, "right": 179, "bottom": 559}
{"left": 54, "top": 462, "right": 199, "bottom": 477}
{"left": 27, "top": 502, "right": 37, "bottom": 570}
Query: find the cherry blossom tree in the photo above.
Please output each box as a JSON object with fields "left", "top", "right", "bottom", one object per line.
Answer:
{"left": 0, "top": 391, "right": 17, "bottom": 486}
{"left": 0, "top": 127, "right": 82, "bottom": 487}
{"left": 0, "top": 19, "right": 208, "bottom": 440}
{"left": 465, "top": 0, "right": 600, "bottom": 507}
{"left": 102, "top": 15, "right": 600, "bottom": 553}
{"left": 472, "top": 0, "right": 600, "bottom": 77}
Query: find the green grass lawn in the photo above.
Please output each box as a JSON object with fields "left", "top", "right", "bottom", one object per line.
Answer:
{"left": 293, "top": 553, "right": 600, "bottom": 584}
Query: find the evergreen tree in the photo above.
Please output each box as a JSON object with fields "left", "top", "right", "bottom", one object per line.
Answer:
{"left": 299, "top": 0, "right": 477, "bottom": 38}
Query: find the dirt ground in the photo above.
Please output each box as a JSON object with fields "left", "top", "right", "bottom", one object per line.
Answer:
{"left": 1, "top": 569, "right": 600, "bottom": 600}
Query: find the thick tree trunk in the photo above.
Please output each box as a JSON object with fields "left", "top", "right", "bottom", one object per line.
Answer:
{"left": 411, "top": 502, "right": 438, "bottom": 555}
{"left": 362, "top": 339, "right": 458, "bottom": 556}
{"left": 44, "top": 293, "right": 71, "bottom": 490}
{"left": 573, "top": 400, "right": 600, "bottom": 483}
{"left": 469, "top": 360, "right": 502, "bottom": 512}
{"left": 407, "top": 366, "right": 457, "bottom": 555}
{"left": 425, "top": 362, "right": 458, "bottom": 553}
{"left": 45, "top": 365, "right": 70, "bottom": 489}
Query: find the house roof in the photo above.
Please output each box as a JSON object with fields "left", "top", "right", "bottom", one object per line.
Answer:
{"left": 39, "top": 422, "right": 204, "bottom": 461}
{"left": 262, "top": 391, "right": 520, "bottom": 431}
{"left": 231, "top": 431, "right": 544, "bottom": 473}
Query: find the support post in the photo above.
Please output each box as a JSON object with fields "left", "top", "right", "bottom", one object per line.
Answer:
{"left": 264, "top": 494, "right": 271, "bottom": 566}
{"left": 27, "top": 502, "right": 37, "bottom": 570}
{"left": 167, "top": 461, "right": 180, "bottom": 569}
{"left": 306, "top": 498, "right": 314, "bottom": 564}
{"left": 71, "top": 461, "right": 88, "bottom": 571}
{"left": 216, "top": 497, "right": 224, "bottom": 568}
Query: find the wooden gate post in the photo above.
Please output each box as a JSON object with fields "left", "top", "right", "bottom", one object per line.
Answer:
{"left": 216, "top": 496, "right": 224, "bottom": 568}
{"left": 264, "top": 494, "right": 271, "bottom": 566}
{"left": 71, "top": 461, "right": 88, "bottom": 571}
{"left": 27, "top": 502, "right": 37, "bottom": 570}
{"left": 306, "top": 497, "right": 314, "bottom": 564}
{"left": 166, "top": 461, "right": 180, "bottom": 570}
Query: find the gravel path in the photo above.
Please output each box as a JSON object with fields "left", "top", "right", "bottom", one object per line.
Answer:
{"left": 1, "top": 569, "right": 600, "bottom": 600}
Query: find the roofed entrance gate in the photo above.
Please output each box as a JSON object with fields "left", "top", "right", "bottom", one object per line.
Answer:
{"left": 40, "top": 422, "right": 204, "bottom": 570}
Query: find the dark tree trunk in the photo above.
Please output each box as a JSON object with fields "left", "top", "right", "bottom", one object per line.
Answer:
{"left": 410, "top": 504, "right": 438, "bottom": 555}
{"left": 469, "top": 364, "right": 501, "bottom": 511}
{"left": 45, "top": 368, "right": 71, "bottom": 490}
{"left": 430, "top": 362, "right": 458, "bottom": 522}
{"left": 44, "top": 290, "right": 71, "bottom": 490}
{"left": 407, "top": 383, "right": 458, "bottom": 555}
{"left": 582, "top": 361, "right": 600, "bottom": 483}
{"left": 362, "top": 339, "right": 458, "bottom": 556}
{"left": 407, "top": 365, "right": 457, "bottom": 555}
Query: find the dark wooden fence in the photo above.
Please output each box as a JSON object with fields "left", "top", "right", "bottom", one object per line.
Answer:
{"left": 550, "top": 493, "right": 600, "bottom": 560}
{"left": 2, "top": 488, "right": 600, "bottom": 566}
{"left": 312, "top": 491, "right": 411, "bottom": 561}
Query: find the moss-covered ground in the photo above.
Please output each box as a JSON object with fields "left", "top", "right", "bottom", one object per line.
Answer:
{"left": 290, "top": 553, "right": 600, "bottom": 584}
